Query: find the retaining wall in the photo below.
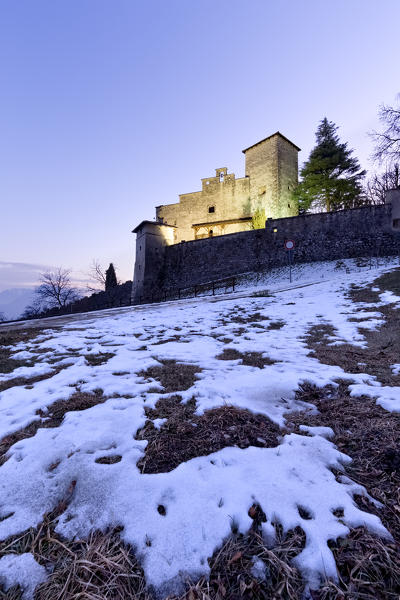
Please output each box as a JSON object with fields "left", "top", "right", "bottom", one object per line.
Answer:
{"left": 159, "top": 204, "right": 400, "bottom": 290}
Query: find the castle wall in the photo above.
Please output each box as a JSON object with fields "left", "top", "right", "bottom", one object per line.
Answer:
{"left": 145, "top": 204, "right": 400, "bottom": 295}
{"left": 156, "top": 173, "right": 251, "bottom": 243}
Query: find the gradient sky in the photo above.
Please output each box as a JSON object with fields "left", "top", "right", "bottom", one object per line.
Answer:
{"left": 1, "top": 0, "right": 399, "bottom": 292}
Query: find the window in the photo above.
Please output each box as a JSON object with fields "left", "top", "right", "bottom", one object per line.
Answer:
{"left": 273, "top": 228, "right": 278, "bottom": 233}
{"left": 208, "top": 206, "right": 215, "bottom": 213}
{"left": 209, "top": 229, "right": 213, "bottom": 237}
{"left": 393, "top": 218, "right": 400, "bottom": 229}
{"left": 219, "top": 172, "right": 224, "bottom": 182}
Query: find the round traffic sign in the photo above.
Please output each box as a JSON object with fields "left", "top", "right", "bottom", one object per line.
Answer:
{"left": 285, "top": 239, "right": 295, "bottom": 250}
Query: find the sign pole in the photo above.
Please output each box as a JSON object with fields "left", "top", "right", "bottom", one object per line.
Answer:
{"left": 284, "top": 239, "right": 295, "bottom": 283}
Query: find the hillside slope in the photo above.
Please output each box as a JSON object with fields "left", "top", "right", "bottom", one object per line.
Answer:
{"left": 0, "top": 258, "right": 399, "bottom": 599}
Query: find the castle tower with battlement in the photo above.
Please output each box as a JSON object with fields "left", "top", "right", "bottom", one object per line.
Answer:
{"left": 132, "top": 132, "right": 300, "bottom": 301}
{"left": 154, "top": 132, "right": 300, "bottom": 243}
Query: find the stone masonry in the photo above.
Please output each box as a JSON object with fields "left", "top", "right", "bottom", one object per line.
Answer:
{"left": 131, "top": 191, "right": 400, "bottom": 303}
{"left": 155, "top": 132, "right": 300, "bottom": 243}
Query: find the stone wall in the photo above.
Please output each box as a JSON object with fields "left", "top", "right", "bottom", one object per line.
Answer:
{"left": 151, "top": 204, "right": 400, "bottom": 294}
{"left": 155, "top": 132, "right": 300, "bottom": 243}
{"left": 156, "top": 170, "right": 252, "bottom": 243}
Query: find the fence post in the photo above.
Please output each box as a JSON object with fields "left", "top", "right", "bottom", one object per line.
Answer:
{"left": 164, "top": 290, "right": 167, "bottom": 302}
{"left": 178, "top": 288, "right": 181, "bottom": 300}
{"left": 212, "top": 281, "right": 215, "bottom": 296}
{"left": 232, "top": 277, "right": 235, "bottom": 292}
{"left": 194, "top": 285, "right": 197, "bottom": 297}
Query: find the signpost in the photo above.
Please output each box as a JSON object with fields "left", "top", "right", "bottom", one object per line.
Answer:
{"left": 284, "top": 240, "right": 295, "bottom": 283}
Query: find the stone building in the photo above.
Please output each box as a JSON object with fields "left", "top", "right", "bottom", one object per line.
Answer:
{"left": 132, "top": 131, "right": 300, "bottom": 301}
{"left": 156, "top": 131, "right": 300, "bottom": 242}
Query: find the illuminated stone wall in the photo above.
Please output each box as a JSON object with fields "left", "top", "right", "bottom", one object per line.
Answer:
{"left": 155, "top": 133, "right": 299, "bottom": 243}
{"left": 132, "top": 202, "right": 400, "bottom": 301}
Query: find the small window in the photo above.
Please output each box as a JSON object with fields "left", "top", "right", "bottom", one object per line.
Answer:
{"left": 288, "top": 203, "right": 291, "bottom": 208}
{"left": 209, "top": 229, "right": 213, "bottom": 237}
{"left": 219, "top": 172, "right": 224, "bottom": 182}
{"left": 393, "top": 218, "right": 400, "bottom": 229}
{"left": 273, "top": 228, "right": 278, "bottom": 233}
{"left": 208, "top": 206, "right": 215, "bottom": 213}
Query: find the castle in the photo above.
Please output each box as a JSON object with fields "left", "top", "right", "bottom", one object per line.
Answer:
{"left": 155, "top": 131, "right": 300, "bottom": 243}
{"left": 132, "top": 132, "right": 300, "bottom": 300}
{"left": 131, "top": 132, "right": 400, "bottom": 304}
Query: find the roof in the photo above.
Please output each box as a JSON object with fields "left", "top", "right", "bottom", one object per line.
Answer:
{"left": 242, "top": 131, "right": 301, "bottom": 153}
{"left": 132, "top": 220, "right": 177, "bottom": 234}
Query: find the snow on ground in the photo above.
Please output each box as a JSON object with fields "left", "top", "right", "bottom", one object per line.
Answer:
{"left": 0, "top": 257, "right": 399, "bottom": 597}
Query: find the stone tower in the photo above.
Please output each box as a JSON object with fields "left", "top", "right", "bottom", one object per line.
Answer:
{"left": 131, "top": 221, "right": 176, "bottom": 303}
{"left": 243, "top": 132, "right": 300, "bottom": 220}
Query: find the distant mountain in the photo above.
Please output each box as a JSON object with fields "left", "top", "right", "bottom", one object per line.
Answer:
{"left": 0, "top": 288, "right": 36, "bottom": 321}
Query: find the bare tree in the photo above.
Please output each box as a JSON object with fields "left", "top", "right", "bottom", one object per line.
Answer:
{"left": 365, "top": 164, "right": 400, "bottom": 205}
{"left": 0, "top": 311, "right": 5, "bottom": 322}
{"left": 87, "top": 259, "right": 121, "bottom": 293}
{"left": 87, "top": 259, "right": 107, "bottom": 292}
{"left": 372, "top": 95, "right": 400, "bottom": 165}
{"left": 21, "top": 299, "right": 44, "bottom": 320}
{"left": 35, "top": 268, "right": 80, "bottom": 310}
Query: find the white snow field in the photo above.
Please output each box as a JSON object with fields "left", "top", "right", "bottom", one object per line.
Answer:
{"left": 0, "top": 258, "right": 399, "bottom": 597}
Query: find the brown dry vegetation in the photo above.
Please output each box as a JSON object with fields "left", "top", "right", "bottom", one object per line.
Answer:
{"left": 174, "top": 526, "right": 305, "bottom": 600}
{"left": 1, "top": 520, "right": 305, "bottom": 600}
{"left": 138, "top": 360, "right": 201, "bottom": 393}
{"left": 288, "top": 381, "right": 400, "bottom": 598}
{"left": 0, "top": 390, "right": 106, "bottom": 466}
{"left": 306, "top": 306, "right": 400, "bottom": 386}
{"left": 136, "top": 397, "right": 280, "bottom": 473}
{"left": 216, "top": 348, "right": 276, "bottom": 368}
{"left": 85, "top": 352, "right": 115, "bottom": 366}
{"left": 0, "top": 328, "right": 45, "bottom": 375}
{"left": 0, "top": 489, "right": 149, "bottom": 600}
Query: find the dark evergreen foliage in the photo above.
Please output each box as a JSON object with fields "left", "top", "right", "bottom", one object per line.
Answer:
{"left": 294, "top": 118, "right": 366, "bottom": 213}
{"left": 105, "top": 263, "right": 118, "bottom": 291}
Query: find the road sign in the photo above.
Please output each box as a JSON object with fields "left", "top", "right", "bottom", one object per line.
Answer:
{"left": 284, "top": 240, "right": 295, "bottom": 283}
{"left": 285, "top": 239, "right": 295, "bottom": 250}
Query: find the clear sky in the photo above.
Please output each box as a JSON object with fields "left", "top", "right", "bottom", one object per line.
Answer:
{"left": 1, "top": 0, "right": 399, "bottom": 292}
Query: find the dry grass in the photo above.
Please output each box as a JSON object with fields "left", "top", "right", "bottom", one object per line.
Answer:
{"left": 227, "top": 311, "right": 267, "bottom": 325}
{"left": 34, "top": 528, "right": 149, "bottom": 600}
{"left": 287, "top": 381, "right": 400, "bottom": 598}
{"left": 305, "top": 305, "right": 400, "bottom": 387}
{"left": 0, "top": 328, "right": 42, "bottom": 375}
{"left": 138, "top": 360, "right": 202, "bottom": 393}
{"left": 95, "top": 455, "right": 122, "bottom": 464}
{"left": 136, "top": 398, "right": 280, "bottom": 473}
{"left": 0, "top": 516, "right": 305, "bottom": 600}
{"left": 0, "top": 390, "right": 106, "bottom": 466}
{"left": 169, "top": 526, "right": 305, "bottom": 600}
{"left": 85, "top": 352, "right": 115, "bottom": 366}
{"left": 372, "top": 266, "right": 400, "bottom": 296}
{"left": 290, "top": 382, "right": 400, "bottom": 536}
{"left": 216, "top": 348, "right": 276, "bottom": 368}
{"left": 312, "top": 528, "right": 400, "bottom": 600}
{"left": 267, "top": 320, "right": 285, "bottom": 330}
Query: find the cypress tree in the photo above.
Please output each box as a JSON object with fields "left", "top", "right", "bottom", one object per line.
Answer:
{"left": 294, "top": 118, "right": 366, "bottom": 213}
{"left": 105, "top": 263, "right": 118, "bottom": 291}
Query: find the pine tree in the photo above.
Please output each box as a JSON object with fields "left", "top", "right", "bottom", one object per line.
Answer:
{"left": 294, "top": 118, "right": 366, "bottom": 213}
{"left": 105, "top": 263, "right": 118, "bottom": 291}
